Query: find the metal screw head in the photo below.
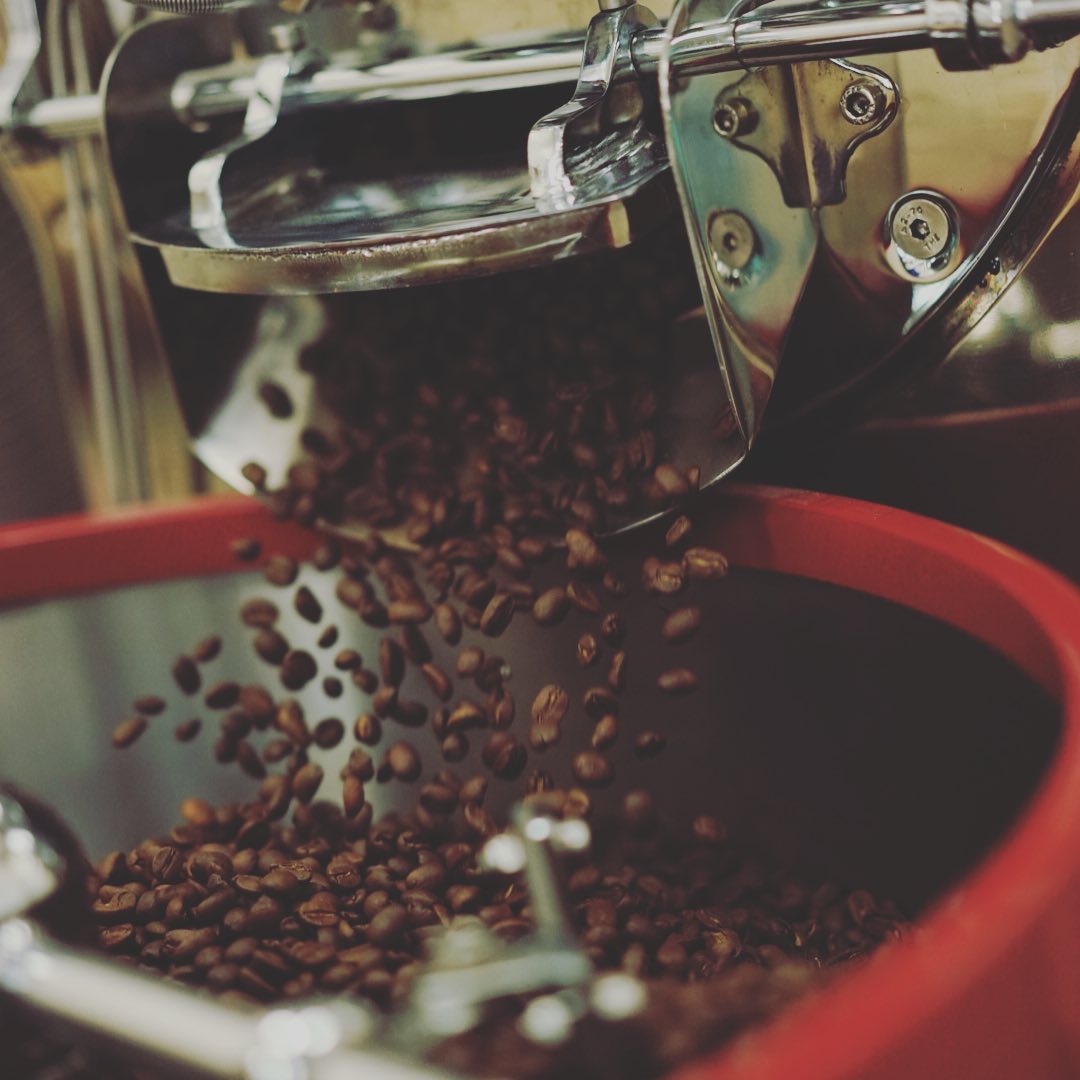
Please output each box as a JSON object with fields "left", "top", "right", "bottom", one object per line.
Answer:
{"left": 890, "top": 196, "right": 952, "bottom": 262}
{"left": 708, "top": 211, "right": 757, "bottom": 275}
{"left": 840, "top": 80, "right": 885, "bottom": 126}
{"left": 713, "top": 97, "right": 757, "bottom": 139}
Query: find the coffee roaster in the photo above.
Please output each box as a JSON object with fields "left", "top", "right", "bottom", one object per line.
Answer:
{"left": 4, "top": 0, "right": 1080, "bottom": 554}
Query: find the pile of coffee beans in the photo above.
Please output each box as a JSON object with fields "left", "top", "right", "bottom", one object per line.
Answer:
{"left": 79, "top": 239, "right": 910, "bottom": 1076}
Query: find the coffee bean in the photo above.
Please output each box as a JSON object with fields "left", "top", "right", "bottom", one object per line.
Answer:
{"left": 204, "top": 681, "right": 240, "bottom": 711}
{"left": 421, "top": 663, "right": 453, "bottom": 702}
{"left": 367, "top": 904, "right": 407, "bottom": 945}
{"left": 481, "top": 733, "right": 526, "bottom": 780}
{"left": 683, "top": 546, "right": 729, "bottom": 580}
{"left": 239, "top": 685, "right": 275, "bottom": 724}
{"left": 172, "top": 656, "right": 201, "bottom": 695}
{"left": 577, "top": 633, "right": 600, "bottom": 667}
{"left": 264, "top": 555, "right": 299, "bottom": 588}
{"left": 573, "top": 751, "right": 615, "bottom": 788}
{"left": 532, "top": 587, "right": 569, "bottom": 626}
{"left": 179, "top": 797, "right": 216, "bottom": 827}
{"left": 591, "top": 715, "right": 618, "bottom": 750}
{"left": 388, "top": 599, "right": 432, "bottom": 625}
{"left": 622, "top": 789, "right": 658, "bottom": 835}
{"left": 642, "top": 557, "right": 685, "bottom": 594}
{"left": 174, "top": 718, "right": 202, "bottom": 742}
{"left": 528, "top": 724, "right": 561, "bottom": 750}
{"left": 372, "top": 686, "right": 398, "bottom": 718}
{"left": 400, "top": 625, "right": 432, "bottom": 665}
{"left": 566, "top": 580, "right": 601, "bottom": 613}
{"left": 231, "top": 538, "right": 261, "bottom": 562}
{"left": 259, "top": 380, "right": 294, "bottom": 419}
{"left": 565, "top": 528, "right": 605, "bottom": 570}
{"left": 254, "top": 629, "right": 290, "bottom": 665}
{"left": 292, "top": 763, "right": 324, "bottom": 804}
{"left": 294, "top": 586, "right": 323, "bottom": 624}
{"left": 281, "top": 650, "right": 318, "bottom": 691}
{"left": 530, "top": 686, "right": 569, "bottom": 730}
{"left": 606, "top": 650, "right": 628, "bottom": 693}
{"left": 456, "top": 647, "right": 484, "bottom": 677}
{"left": 112, "top": 716, "right": 147, "bottom": 749}
{"left": 323, "top": 677, "right": 343, "bottom": 698}
{"left": 134, "top": 695, "right": 166, "bottom": 716}
{"left": 479, "top": 592, "right": 514, "bottom": 637}
{"left": 313, "top": 718, "right": 345, "bottom": 749}
{"left": 194, "top": 630, "right": 223, "bottom": 656}
{"left": 600, "top": 611, "right": 625, "bottom": 644}
{"left": 433, "top": 603, "right": 462, "bottom": 645}
{"left": 634, "top": 730, "right": 667, "bottom": 758}
{"left": 662, "top": 606, "right": 702, "bottom": 643}
{"left": 352, "top": 668, "right": 378, "bottom": 693}
{"left": 440, "top": 733, "right": 469, "bottom": 762}
{"left": 378, "top": 638, "right": 405, "bottom": 687}
{"left": 354, "top": 713, "right": 382, "bottom": 745}
{"left": 386, "top": 742, "right": 421, "bottom": 782}
{"left": 658, "top": 668, "right": 698, "bottom": 694}
{"left": 317, "top": 625, "right": 339, "bottom": 649}
{"left": 583, "top": 686, "right": 618, "bottom": 719}
{"left": 665, "top": 515, "right": 692, "bottom": 548}
{"left": 241, "top": 599, "right": 279, "bottom": 627}
{"left": 275, "top": 700, "right": 310, "bottom": 746}
{"left": 334, "top": 649, "right": 362, "bottom": 671}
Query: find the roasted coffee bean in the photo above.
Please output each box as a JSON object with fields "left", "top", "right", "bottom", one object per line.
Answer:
{"left": 488, "top": 691, "right": 515, "bottom": 730}
{"left": 573, "top": 751, "right": 615, "bottom": 788}
{"left": 665, "top": 515, "right": 692, "bottom": 548}
{"left": 134, "top": 695, "right": 166, "bottom": 716}
{"left": 313, "top": 718, "right": 345, "bottom": 749}
{"left": 264, "top": 555, "right": 299, "bottom": 588}
{"left": 388, "top": 599, "right": 432, "bottom": 625}
{"left": 577, "top": 633, "right": 601, "bottom": 667}
{"left": 583, "top": 686, "right": 618, "bottom": 719}
{"left": 241, "top": 599, "right": 279, "bottom": 628}
{"left": 479, "top": 592, "right": 514, "bottom": 637}
{"left": 254, "top": 629, "right": 290, "bottom": 665}
{"left": 378, "top": 638, "right": 405, "bottom": 687}
{"left": 334, "top": 649, "right": 362, "bottom": 672}
{"left": 634, "top": 730, "right": 667, "bottom": 758}
{"left": 662, "top": 606, "right": 702, "bottom": 643}
{"left": 481, "top": 733, "right": 526, "bottom": 780}
{"left": 600, "top": 612, "right": 625, "bottom": 645}
{"left": 531, "top": 684, "right": 569, "bottom": 728}
{"left": 231, "top": 538, "right": 261, "bottom": 563}
{"left": 456, "top": 647, "right": 484, "bottom": 678}
{"left": 532, "top": 586, "right": 569, "bottom": 626}
{"left": 440, "top": 733, "right": 469, "bottom": 762}
{"left": 565, "top": 528, "right": 605, "bottom": 570}
{"left": 323, "top": 676, "right": 343, "bottom": 699}
{"left": 238, "top": 685, "right": 275, "bottom": 724}
{"left": 642, "top": 557, "right": 686, "bottom": 595}
{"left": 172, "top": 655, "right": 201, "bottom": 695}
{"left": 400, "top": 625, "right": 432, "bottom": 665}
{"left": 275, "top": 700, "right": 310, "bottom": 746}
{"left": 420, "top": 663, "right": 453, "bottom": 702}
{"left": 528, "top": 724, "right": 561, "bottom": 750}
{"left": 204, "top": 681, "right": 240, "bottom": 710}
{"left": 174, "top": 718, "right": 202, "bottom": 742}
{"left": 683, "top": 546, "right": 730, "bottom": 580}
{"left": 352, "top": 668, "right": 378, "bottom": 693}
{"left": 292, "top": 763, "right": 324, "bottom": 804}
{"left": 294, "top": 586, "right": 323, "bottom": 624}
{"left": 591, "top": 715, "right": 618, "bottom": 750}
{"left": 317, "top": 625, "right": 339, "bottom": 649}
{"left": 281, "top": 650, "right": 318, "bottom": 691}
{"left": 433, "top": 603, "right": 462, "bottom": 645}
{"left": 194, "top": 630, "right": 223, "bottom": 656}
{"left": 385, "top": 742, "right": 421, "bottom": 782}
{"left": 112, "top": 716, "right": 147, "bottom": 749}
{"left": 179, "top": 797, "right": 216, "bottom": 827}
{"left": 259, "top": 380, "right": 294, "bottom": 419}
{"left": 607, "top": 650, "right": 627, "bottom": 693}
{"left": 622, "top": 789, "right": 658, "bottom": 834}
{"left": 312, "top": 541, "right": 340, "bottom": 571}
{"left": 658, "top": 668, "right": 698, "bottom": 694}
{"left": 372, "top": 687, "right": 398, "bottom": 718}
{"left": 566, "top": 580, "right": 601, "bottom": 613}
{"left": 354, "top": 713, "right": 382, "bottom": 745}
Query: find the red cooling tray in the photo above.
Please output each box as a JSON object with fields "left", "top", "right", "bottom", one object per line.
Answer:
{"left": 0, "top": 484, "right": 1078, "bottom": 1079}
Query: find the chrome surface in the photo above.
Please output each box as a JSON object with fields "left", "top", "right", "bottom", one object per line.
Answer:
{"left": 527, "top": 2, "right": 665, "bottom": 211}
{"left": 884, "top": 190, "right": 959, "bottom": 280}
{"left": 0, "top": 794, "right": 60, "bottom": 922}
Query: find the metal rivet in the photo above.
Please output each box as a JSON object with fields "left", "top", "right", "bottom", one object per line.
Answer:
{"left": 713, "top": 97, "right": 757, "bottom": 139}
{"left": 708, "top": 211, "right": 757, "bottom": 275}
{"left": 839, "top": 80, "right": 885, "bottom": 125}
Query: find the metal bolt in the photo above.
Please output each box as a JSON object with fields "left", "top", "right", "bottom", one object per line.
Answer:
{"left": 713, "top": 97, "right": 756, "bottom": 139}
{"left": 708, "top": 210, "right": 757, "bottom": 275}
{"left": 840, "top": 80, "right": 885, "bottom": 125}
{"left": 890, "top": 194, "right": 953, "bottom": 262}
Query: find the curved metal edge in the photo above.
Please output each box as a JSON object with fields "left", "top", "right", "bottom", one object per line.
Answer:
{"left": 138, "top": 172, "right": 678, "bottom": 294}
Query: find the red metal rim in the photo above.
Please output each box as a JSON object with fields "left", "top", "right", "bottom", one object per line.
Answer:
{"left": 1, "top": 486, "right": 1079, "bottom": 1079}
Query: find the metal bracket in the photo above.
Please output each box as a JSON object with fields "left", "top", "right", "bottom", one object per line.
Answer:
{"left": 713, "top": 59, "right": 898, "bottom": 209}
{"left": 528, "top": 2, "right": 666, "bottom": 211}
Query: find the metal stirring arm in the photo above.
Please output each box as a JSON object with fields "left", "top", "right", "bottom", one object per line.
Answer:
{"left": 1, "top": 790, "right": 643, "bottom": 1076}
